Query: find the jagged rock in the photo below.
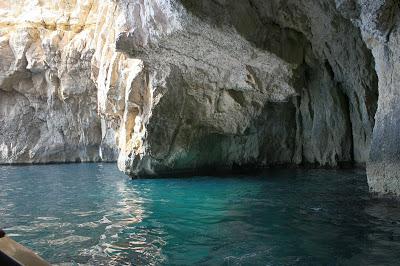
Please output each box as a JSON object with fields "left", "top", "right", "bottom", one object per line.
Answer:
{"left": 0, "top": 0, "right": 117, "bottom": 163}
{"left": 1, "top": 0, "right": 400, "bottom": 196}
{"left": 103, "top": 0, "right": 378, "bottom": 176}
{"left": 359, "top": 0, "right": 400, "bottom": 196}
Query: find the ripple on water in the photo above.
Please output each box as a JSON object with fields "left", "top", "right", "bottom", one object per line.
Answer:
{"left": 1, "top": 165, "right": 400, "bottom": 265}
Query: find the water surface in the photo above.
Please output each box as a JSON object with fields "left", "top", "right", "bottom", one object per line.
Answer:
{"left": 1, "top": 164, "right": 400, "bottom": 265}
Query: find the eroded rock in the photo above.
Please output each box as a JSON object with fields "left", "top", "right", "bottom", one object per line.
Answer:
{"left": 1, "top": 0, "right": 400, "bottom": 197}
{"left": 0, "top": 0, "right": 117, "bottom": 163}
{"left": 105, "top": 0, "right": 378, "bottom": 176}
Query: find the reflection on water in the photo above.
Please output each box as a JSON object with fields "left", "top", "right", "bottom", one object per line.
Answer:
{"left": 0, "top": 164, "right": 157, "bottom": 265}
{"left": 1, "top": 164, "right": 400, "bottom": 265}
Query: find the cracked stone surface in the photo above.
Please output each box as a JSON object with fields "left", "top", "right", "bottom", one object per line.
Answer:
{"left": 1, "top": 0, "right": 400, "bottom": 196}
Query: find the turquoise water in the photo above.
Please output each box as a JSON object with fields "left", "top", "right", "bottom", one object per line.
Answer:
{"left": 1, "top": 164, "right": 400, "bottom": 265}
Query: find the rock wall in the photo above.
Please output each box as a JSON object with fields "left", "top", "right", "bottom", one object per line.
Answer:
{"left": 357, "top": 0, "right": 400, "bottom": 196}
{"left": 0, "top": 0, "right": 399, "bottom": 196}
{"left": 0, "top": 0, "right": 118, "bottom": 163}
{"left": 102, "top": 0, "right": 379, "bottom": 177}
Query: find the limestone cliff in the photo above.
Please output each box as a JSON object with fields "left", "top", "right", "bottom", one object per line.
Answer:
{"left": 97, "top": 0, "right": 378, "bottom": 177}
{"left": 0, "top": 0, "right": 399, "bottom": 196}
{"left": 357, "top": 0, "right": 400, "bottom": 196}
{"left": 0, "top": 0, "right": 119, "bottom": 163}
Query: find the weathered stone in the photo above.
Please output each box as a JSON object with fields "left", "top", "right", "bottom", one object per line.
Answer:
{"left": 0, "top": 0, "right": 118, "bottom": 163}
{"left": 1, "top": 0, "right": 400, "bottom": 197}
{"left": 360, "top": 0, "right": 400, "bottom": 196}
{"left": 108, "top": 0, "right": 378, "bottom": 176}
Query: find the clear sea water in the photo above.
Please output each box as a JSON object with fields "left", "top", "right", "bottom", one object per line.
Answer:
{"left": 1, "top": 164, "right": 400, "bottom": 265}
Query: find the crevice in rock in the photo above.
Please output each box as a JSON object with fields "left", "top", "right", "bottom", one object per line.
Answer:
{"left": 340, "top": 83, "right": 355, "bottom": 164}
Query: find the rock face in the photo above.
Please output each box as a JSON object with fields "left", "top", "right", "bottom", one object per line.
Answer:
{"left": 105, "top": 0, "right": 379, "bottom": 177}
{"left": 0, "top": 1, "right": 118, "bottom": 163}
{"left": 358, "top": 0, "right": 400, "bottom": 196}
{"left": 0, "top": 0, "right": 399, "bottom": 196}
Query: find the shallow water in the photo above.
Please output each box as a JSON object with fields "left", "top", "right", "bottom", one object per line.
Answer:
{"left": 1, "top": 164, "right": 400, "bottom": 265}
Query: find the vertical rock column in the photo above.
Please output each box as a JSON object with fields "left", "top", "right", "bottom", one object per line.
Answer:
{"left": 362, "top": 0, "right": 400, "bottom": 195}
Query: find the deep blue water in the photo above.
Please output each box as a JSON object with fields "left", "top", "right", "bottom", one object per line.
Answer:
{"left": 1, "top": 164, "right": 400, "bottom": 265}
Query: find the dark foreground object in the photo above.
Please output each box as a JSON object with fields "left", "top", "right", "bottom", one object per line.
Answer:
{"left": 0, "top": 250, "right": 22, "bottom": 266}
{"left": 0, "top": 229, "right": 50, "bottom": 266}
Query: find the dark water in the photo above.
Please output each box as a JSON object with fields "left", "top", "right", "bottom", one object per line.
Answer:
{"left": 1, "top": 164, "right": 400, "bottom": 265}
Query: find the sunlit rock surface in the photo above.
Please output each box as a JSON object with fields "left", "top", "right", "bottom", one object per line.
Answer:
{"left": 101, "top": 0, "right": 378, "bottom": 177}
{"left": 0, "top": 0, "right": 117, "bottom": 163}
{"left": 0, "top": 0, "right": 399, "bottom": 196}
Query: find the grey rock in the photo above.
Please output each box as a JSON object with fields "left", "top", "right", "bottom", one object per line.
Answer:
{"left": 113, "top": 0, "right": 378, "bottom": 176}
{"left": 0, "top": 2, "right": 118, "bottom": 163}
{"left": 1, "top": 0, "right": 400, "bottom": 197}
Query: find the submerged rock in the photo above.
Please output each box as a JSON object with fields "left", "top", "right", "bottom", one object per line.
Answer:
{"left": 0, "top": 0, "right": 399, "bottom": 196}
